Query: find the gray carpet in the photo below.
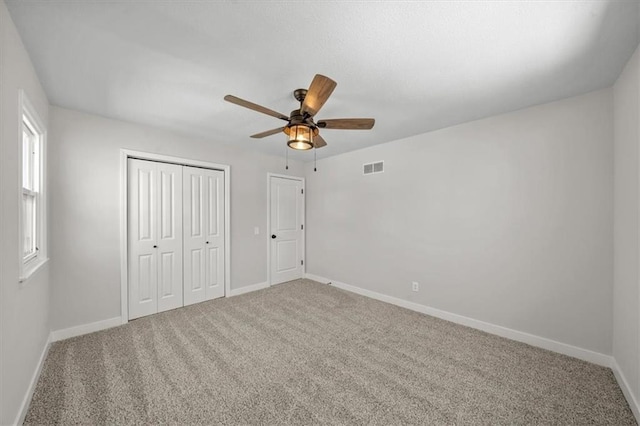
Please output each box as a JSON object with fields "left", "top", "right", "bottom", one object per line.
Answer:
{"left": 26, "top": 279, "right": 635, "bottom": 425}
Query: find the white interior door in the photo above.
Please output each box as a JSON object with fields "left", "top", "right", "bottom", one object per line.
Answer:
{"left": 270, "top": 176, "right": 304, "bottom": 285}
{"left": 128, "top": 159, "right": 183, "bottom": 320}
{"left": 184, "top": 166, "right": 225, "bottom": 305}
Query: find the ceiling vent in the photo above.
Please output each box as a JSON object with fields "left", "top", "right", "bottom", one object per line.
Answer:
{"left": 363, "top": 161, "right": 384, "bottom": 175}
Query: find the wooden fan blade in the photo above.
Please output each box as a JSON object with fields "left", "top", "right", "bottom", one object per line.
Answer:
{"left": 224, "top": 95, "right": 289, "bottom": 121}
{"left": 251, "top": 127, "right": 285, "bottom": 139}
{"left": 301, "top": 74, "right": 337, "bottom": 117}
{"left": 317, "top": 118, "right": 375, "bottom": 130}
{"left": 313, "top": 134, "right": 327, "bottom": 148}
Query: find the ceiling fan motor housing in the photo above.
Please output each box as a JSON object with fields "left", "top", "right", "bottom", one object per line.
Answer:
{"left": 293, "top": 88, "right": 308, "bottom": 103}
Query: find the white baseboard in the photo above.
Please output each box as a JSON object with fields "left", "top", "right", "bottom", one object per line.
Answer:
{"left": 53, "top": 283, "right": 271, "bottom": 343}
{"left": 16, "top": 276, "right": 638, "bottom": 425}
{"left": 15, "top": 332, "right": 52, "bottom": 426}
{"left": 306, "top": 273, "right": 640, "bottom": 422}
{"left": 51, "top": 316, "right": 122, "bottom": 342}
{"left": 611, "top": 359, "right": 640, "bottom": 421}
{"left": 228, "top": 281, "right": 269, "bottom": 297}
{"left": 304, "top": 273, "right": 327, "bottom": 284}
{"left": 305, "top": 273, "right": 612, "bottom": 367}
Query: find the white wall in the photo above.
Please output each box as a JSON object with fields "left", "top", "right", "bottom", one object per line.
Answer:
{"left": 613, "top": 45, "right": 640, "bottom": 409}
{"left": 306, "top": 89, "right": 614, "bottom": 355}
{"left": 0, "top": 1, "right": 51, "bottom": 424}
{"left": 48, "top": 106, "right": 304, "bottom": 331}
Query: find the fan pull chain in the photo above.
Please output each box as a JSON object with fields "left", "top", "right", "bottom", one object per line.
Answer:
{"left": 314, "top": 148, "right": 317, "bottom": 172}
{"left": 285, "top": 146, "right": 289, "bottom": 170}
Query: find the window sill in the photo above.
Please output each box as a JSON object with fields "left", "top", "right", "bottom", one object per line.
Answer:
{"left": 19, "top": 257, "right": 49, "bottom": 283}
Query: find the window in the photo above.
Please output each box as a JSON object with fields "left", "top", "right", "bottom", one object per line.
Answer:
{"left": 19, "top": 91, "right": 47, "bottom": 281}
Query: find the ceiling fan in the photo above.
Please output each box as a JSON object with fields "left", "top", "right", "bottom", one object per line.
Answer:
{"left": 224, "top": 74, "right": 375, "bottom": 151}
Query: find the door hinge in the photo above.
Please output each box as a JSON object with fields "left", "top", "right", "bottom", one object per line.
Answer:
{"left": 301, "top": 260, "right": 304, "bottom": 266}
{"left": 301, "top": 224, "right": 304, "bottom": 230}
{"left": 301, "top": 188, "right": 304, "bottom": 194}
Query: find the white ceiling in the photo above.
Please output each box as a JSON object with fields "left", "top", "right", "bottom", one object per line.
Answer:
{"left": 6, "top": 0, "right": 640, "bottom": 161}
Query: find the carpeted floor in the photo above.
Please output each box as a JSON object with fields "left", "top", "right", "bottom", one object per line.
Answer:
{"left": 26, "top": 279, "right": 635, "bottom": 425}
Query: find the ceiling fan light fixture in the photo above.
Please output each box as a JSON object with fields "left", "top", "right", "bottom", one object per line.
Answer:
{"left": 286, "top": 124, "right": 314, "bottom": 150}
{"left": 224, "top": 74, "right": 375, "bottom": 153}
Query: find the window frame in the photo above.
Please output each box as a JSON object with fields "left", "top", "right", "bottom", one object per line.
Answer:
{"left": 19, "top": 90, "right": 47, "bottom": 283}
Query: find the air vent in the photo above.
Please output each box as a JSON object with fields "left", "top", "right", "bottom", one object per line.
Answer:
{"left": 363, "top": 161, "right": 384, "bottom": 175}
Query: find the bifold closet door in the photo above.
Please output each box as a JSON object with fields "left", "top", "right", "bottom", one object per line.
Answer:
{"left": 183, "top": 166, "right": 225, "bottom": 306}
{"left": 128, "top": 159, "right": 184, "bottom": 320}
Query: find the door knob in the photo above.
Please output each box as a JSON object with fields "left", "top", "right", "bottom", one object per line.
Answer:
{"left": 271, "top": 234, "right": 276, "bottom": 239}
{"left": 206, "top": 241, "right": 209, "bottom": 244}
{"left": 153, "top": 245, "right": 157, "bottom": 248}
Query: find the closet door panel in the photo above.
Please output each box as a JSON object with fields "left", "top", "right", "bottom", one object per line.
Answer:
{"left": 128, "top": 159, "right": 158, "bottom": 320}
{"left": 157, "top": 163, "right": 183, "bottom": 313}
{"left": 183, "top": 168, "right": 207, "bottom": 306}
{"left": 205, "top": 171, "right": 225, "bottom": 300}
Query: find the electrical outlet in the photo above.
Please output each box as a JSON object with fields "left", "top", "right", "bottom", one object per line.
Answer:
{"left": 412, "top": 282, "right": 419, "bottom": 292}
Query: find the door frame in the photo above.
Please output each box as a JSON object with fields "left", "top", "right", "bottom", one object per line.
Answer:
{"left": 120, "top": 149, "right": 231, "bottom": 324}
{"left": 267, "top": 173, "right": 305, "bottom": 287}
